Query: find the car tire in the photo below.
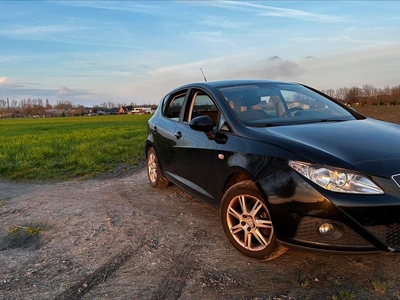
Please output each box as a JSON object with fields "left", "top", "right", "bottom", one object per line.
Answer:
{"left": 147, "top": 147, "right": 169, "bottom": 189}
{"left": 220, "top": 180, "right": 287, "bottom": 260}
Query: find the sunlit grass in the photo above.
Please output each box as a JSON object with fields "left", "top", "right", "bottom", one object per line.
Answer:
{"left": 0, "top": 114, "right": 150, "bottom": 181}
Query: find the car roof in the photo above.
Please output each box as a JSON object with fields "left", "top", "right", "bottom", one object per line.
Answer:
{"left": 170, "top": 79, "right": 299, "bottom": 92}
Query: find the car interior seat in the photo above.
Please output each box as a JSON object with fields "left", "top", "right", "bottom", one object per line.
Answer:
{"left": 237, "top": 90, "right": 270, "bottom": 121}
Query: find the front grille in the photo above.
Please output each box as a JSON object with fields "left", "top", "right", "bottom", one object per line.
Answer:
{"left": 295, "top": 217, "right": 371, "bottom": 246}
{"left": 393, "top": 174, "right": 400, "bottom": 188}
{"left": 366, "top": 224, "right": 400, "bottom": 250}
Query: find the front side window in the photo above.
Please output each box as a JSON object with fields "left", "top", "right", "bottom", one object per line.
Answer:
{"left": 218, "top": 83, "right": 356, "bottom": 127}
{"left": 185, "top": 90, "right": 219, "bottom": 126}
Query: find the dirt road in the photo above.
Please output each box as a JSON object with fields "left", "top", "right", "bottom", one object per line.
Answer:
{"left": 1, "top": 168, "right": 399, "bottom": 300}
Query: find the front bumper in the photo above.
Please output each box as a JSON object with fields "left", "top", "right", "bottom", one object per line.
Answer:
{"left": 259, "top": 169, "right": 400, "bottom": 253}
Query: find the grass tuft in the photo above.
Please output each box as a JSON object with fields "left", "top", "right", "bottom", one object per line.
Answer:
{"left": 0, "top": 197, "right": 9, "bottom": 206}
{"left": 293, "top": 278, "right": 310, "bottom": 288}
{"left": 331, "top": 289, "right": 356, "bottom": 300}
{"left": 9, "top": 226, "right": 19, "bottom": 234}
{"left": 9, "top": 224, "right": 45, "bottom": 235}
{"left": 372, "top": 279, "right": 387, "bottom": 293}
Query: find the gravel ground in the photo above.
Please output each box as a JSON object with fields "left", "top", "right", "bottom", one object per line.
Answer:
{"left": 1, "top": 167, "right": 400, "bottom": 300}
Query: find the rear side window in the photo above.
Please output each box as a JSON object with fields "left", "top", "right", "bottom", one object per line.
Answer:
{"left": 164, "top": 92, "right": 186, "bottom": 121}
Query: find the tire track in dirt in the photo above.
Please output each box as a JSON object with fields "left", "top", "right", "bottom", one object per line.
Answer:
{"left": 54, "top": 239, "right": 150, "bottom": 300}
{"left": 88, "top": 175, "right": 221, "bottom": 299}
{"left": 153, "top": 246, "right": 198, "bottom": 300}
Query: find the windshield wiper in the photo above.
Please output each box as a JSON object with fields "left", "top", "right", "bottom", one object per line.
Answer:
{"left": 251, "top": 123, "right": 279, "bottom": 127}
{"left": 319, "top": 118, "right": 348, "bottom": 122}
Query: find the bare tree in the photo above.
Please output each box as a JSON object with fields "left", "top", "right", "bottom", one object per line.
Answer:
{"left": 46, "top": 99, "right": 52, "bottom": 109}
{"left": 335, "top": 87, "right": 349, "bottom": 102}
{"left": 323, "top": 89, "right": 335, "bottom": 98}
{"left": 361, "top": 84, "right": 375, "bottom": 105}
{"left": 345, "top": 87, "right": 361, "bottom": 105}
{"left": 0, "top": 99, "right": 6, "bottom": 116}
{"left": 391, "top": 85, "right": 400, "bottom": 105}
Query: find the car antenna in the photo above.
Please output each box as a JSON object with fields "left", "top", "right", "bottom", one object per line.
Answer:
{"left": 200, "top": 68, "right": 207, "bottom": 82}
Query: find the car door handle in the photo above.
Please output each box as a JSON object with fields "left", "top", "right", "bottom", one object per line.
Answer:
{"left": 174, "top": 131, "right": 182, "bottom": 139}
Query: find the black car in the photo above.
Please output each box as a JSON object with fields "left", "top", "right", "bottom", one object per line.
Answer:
{"left": 145, "top": 79, "right": 400, "bottom": 260}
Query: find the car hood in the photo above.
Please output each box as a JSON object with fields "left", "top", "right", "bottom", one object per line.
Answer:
{"left": 252, "top": 118, "right": 400, "bottom": 177}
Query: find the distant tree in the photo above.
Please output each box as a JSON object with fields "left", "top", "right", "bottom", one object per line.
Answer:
{"left": 46, "top": 98, "right": 52, "bottom": 109}
{"left": 375, "top": 86, "right": 392, "bottom": 105}
{"left": 361, "top": 84, "right": 375, "bottom": 106}
{"left": 20, "top": 98, "right": 33, "bottom": 116}
{"left": 54, "top": 100, "right": 73, "bottom": 110}
{"left": 345, "top": 87, "right": 361, "bottom": 105}
{"left": 391, "top": 85, "right": 400, "bottom": 105}
{"left": 91, "top": 105, "right": 100, "bottom": 113}
{"left": 335, "top": 87, "right": 349, "bottom": 102}
{"left": 11, "top": 99, "right": 18, "bottom": 110}
{"left": 323, "top": 89, "right": 335, "bottom": 98}
{"left": 0, "top": 99, "right": 6, "bottom": 116}
{"left": 107, "top": 102, "right": 116, "bottom": 109}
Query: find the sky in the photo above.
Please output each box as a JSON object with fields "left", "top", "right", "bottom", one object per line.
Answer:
{"left": 0, "top": 1, "right": 400, "bottom": 107}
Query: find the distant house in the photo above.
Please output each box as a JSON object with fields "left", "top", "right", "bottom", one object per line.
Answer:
{"left": 118, "top": 105, "right": 133, "bottom": 114}
{"left": 118, "top": 106, "right": 153, "bottom": 115}
{"left": 45, "top": 109, "right": 64, "bottom": 117}
{"left": 12, "top": 110, "right": 23, "bottom": 118}
{"left": 109, "top": 108, "right": 119, "bottom": 115}
{"left": 132, "top": 107, "right": 152, "bottom": 115}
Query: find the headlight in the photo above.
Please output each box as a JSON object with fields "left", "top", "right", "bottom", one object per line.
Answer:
{"left": 289, "top": 161, "right": 383, "bottom": 194}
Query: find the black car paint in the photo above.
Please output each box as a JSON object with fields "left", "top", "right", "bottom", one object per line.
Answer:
{"left": 146, "top": 79, "right": 400, "bottom": 254}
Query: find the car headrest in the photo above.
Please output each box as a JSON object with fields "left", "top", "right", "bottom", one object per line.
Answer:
{"left": 240, "top": 90, "right": 260, "bottom": 107}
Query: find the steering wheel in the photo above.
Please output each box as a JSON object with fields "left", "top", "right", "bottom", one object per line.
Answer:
{"left": 280, "top": 107, "right": 304, "bottom": 117}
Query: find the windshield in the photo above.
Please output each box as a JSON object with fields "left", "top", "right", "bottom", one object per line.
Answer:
{"left": 217, "top": 83, "right": 356, "bottom": 127}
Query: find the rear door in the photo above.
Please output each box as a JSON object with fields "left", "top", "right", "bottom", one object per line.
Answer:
{"left": 151, "top": 90, "right": 187, "bottom": 178}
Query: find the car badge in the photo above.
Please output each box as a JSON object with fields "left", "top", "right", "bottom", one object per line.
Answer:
{"left": 392, "top": 174, "right": 400, "bottom": 188}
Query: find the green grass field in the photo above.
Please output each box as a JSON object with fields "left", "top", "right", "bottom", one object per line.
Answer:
{"left": 1, "top": 106, "right": 399, "bottom": 182}
{"left": 0, "top": 115, "right": 151, "bottom": 181}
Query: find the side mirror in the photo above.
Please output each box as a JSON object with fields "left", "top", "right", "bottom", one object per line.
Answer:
{"left": 189, "top": 115, "right": 214, "bottom": 132}
{"left": 189, "top": 115, "right": 215, "bottom": 139}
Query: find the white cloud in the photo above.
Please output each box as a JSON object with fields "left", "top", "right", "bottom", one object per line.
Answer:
{"left": 53, "top": 1, "right": 168, "bottom": 16}
{"left": 4, "top": 25, "right": 72, "bottom": 37}
{"left": 57, "top": 86, "right": 74, "bottom": 97}
{"left": 0, "top": 77, "right": 8, "bottom": 85}
{"left": 208, "top": 1, "right": 348, "bottom": 22}
{"left": 200, "top": 16, "right": 249, "bottom": 30}
{"left": 345, "top": 17, "right": 400, "bottom": 31}
{"left": 298, "top": 42, "right": 400, "bottom": 90}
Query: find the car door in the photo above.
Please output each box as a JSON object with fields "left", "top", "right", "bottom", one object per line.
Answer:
{"left": 151, "top": 91, "right": 187, "bottom": 178}
{"left": 172, "top": 89, "right": 219, "bottom": 204}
